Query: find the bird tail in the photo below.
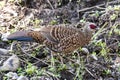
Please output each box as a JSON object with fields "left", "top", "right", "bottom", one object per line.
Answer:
{"left": 7, "top": 31, "right": 35, "bottom": 41}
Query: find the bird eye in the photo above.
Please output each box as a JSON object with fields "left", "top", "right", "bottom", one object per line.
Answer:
{"left": 89, "top": 24, "right": 97, "bottom": 29}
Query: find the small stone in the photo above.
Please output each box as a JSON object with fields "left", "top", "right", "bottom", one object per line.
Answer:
{"left": 118, "top": 76, "right": 120, "bottom": 80}
{"left": 30, "top": 76, "right": 53, "bottom": 80}
{"left": 81, "top": 47, "right": 90, "bottom": 54}
{"left": 5, "top": 72, "right": 18, "bottom": 80}
{"left": 91, "top": 54, "right": 98, "bottom": 60}
{"left": 104, "top": 77, "right": 114, "bottom": 80}
{"left": 0, "top": 48, "right": 9, "bottom": 54}
{"left": 112, "top": 57, "right": 120, "bottom": 68}
{"left": 0, "top": 55, "right": 20, "bottom": 71}
{"left": 17, "top": 76, "right": 29, "bottom": 80}
{"left": 1, "top": 32, "right": 10, "bottom": 41}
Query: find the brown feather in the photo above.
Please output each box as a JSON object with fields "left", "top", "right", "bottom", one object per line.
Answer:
{"left": 8, "top": 22, "right": 97, "bottom": 54}
{"left": 27, "top": 31, "right": 45, "bottom": 44}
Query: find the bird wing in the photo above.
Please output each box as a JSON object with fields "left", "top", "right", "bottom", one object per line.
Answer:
{"left": 40, "top": 26, "right": 59, "bottom": 43}
{"left": 40, "top": 25, "right": 78, "bottom": 44}
{"left": 43, "top": 40, "right": 59, "bottom": 53}
{"left": 56, "top": 32, "right": 86, "bottom": 53}
{"left": 44, "top": 32, "right": 86, "bottom": 53}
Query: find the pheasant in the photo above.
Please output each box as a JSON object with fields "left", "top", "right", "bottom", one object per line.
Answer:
{"left": 7, "top": 22, "right": 97, "bottom": 54}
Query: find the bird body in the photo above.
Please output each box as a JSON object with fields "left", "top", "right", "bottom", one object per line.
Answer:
{"left": 7, "top": 22, "right": 97, "bottom": 53}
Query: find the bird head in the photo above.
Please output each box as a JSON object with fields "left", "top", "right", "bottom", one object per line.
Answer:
{"left": 84, "top": 22, "right": 97, "bottom": 32}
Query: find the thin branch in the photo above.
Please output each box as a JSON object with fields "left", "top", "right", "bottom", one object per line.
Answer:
{"left": 85, "top": 67, "right": 96, "bottom": 78}
{"left": 77, "top": 0, "right": 120, "bottom": 13}
{"left": 47, "top": 0, "right": 54, "bottom": 10}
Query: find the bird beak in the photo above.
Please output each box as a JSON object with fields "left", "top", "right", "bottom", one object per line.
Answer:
{"left": 92, "top": 27, "right": 99, "bottom": 33}
{"left": 95, "top": 27, "right": 100, "bottom": 31}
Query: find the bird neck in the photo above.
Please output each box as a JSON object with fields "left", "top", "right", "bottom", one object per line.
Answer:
{"left": 83, "top": 29, "right": 93, "bottom": 41}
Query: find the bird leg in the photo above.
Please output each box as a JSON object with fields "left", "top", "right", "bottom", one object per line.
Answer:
{"left": 57, "top": 53, "right": 64, "bottom": 64}
{"left": 50, "top": 51, "right": 55, "bottom": 67}
{"left": 50, "top": 51, "right": 64, "bottom": 66}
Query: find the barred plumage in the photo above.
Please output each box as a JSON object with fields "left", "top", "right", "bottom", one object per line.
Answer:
{"left": 7, "top": 22, "right": 97, "bottom": 53}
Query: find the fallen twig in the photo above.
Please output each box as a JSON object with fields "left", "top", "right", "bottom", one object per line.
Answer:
{"left": 77, "top": 0, "right": 120, "bottom": 13}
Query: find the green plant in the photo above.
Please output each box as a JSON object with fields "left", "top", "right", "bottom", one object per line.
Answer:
{"left": 49, "top": 20, "right": 58, "bottom": 25}
{"left": 103, "top": 69, "right": 111, "bottom": 75}
{"left": 98, "top": 41, "right": 108, "bottom": 56}
{"left": 74, "top": 56, "right": 84, "bottom": 80}
{"left": 25, "top": 63, "right": 37, "bottom": 75}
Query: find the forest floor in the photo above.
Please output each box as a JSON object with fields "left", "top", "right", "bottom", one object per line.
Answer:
{"left": 0, "top": 0, "right": 120, "bottom": 80}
